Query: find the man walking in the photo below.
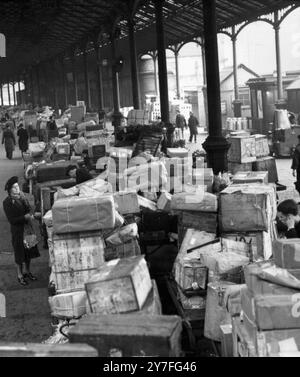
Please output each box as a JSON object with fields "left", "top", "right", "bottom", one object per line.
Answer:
{"left": 175, "top": 110, "right": 186, "bottom": 139}
{"left": 188, "top": 111, "right": 199, "bottom": 143}
{"left": 292, "top": 135, "right": 300, "bottom": 194}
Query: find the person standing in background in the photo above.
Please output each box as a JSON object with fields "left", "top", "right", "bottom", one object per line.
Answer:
{"left": 175, "top": 110, "right": 187, "bottom": 139}
{"left": 292, "top": 135, "right": 300, "bottom": 194}
{"left": 2, "top": 124, "right": 16, "bottom": 160}
{"left": 188, "top": 111, "right": 199, "bottom": 143}
{"left": 17, "top": 123, "right": 29, "bottom": 155}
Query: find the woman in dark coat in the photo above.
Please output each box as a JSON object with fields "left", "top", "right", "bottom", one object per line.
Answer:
{"left": 3, "top": 176, "right": 38, "bottom": 286}
{"left": 2, "top": 124, "right": 16, "bottom": 159}
{"left": 188, "top": 111, "right": 199, "bottom": 143}
{"left": 17, "top": 123, "right": 29, "bottom": 154}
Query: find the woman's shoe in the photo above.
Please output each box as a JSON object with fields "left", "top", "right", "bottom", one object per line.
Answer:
{"left": 18, "top": 277, "right": 28, "bottom": 286}
{"left": 23, "top": 273, "right": 38, "bottom": 281}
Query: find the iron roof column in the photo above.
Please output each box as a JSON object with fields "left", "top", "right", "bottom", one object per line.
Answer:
{"left": 82, "top": 45, "right": 91, "bottom": 112}
{"left": 30, "top": 68, "right": 35, "bottom": 108}
{"left": 128, "top": 18, "right": 141, "bottom": 109}
{"left": 111, "top": 33, "right": 122, "bottom": 134}
{"left": 61, "top": 55, "right": 68, "bottom": 111}
{"left": 154, "top": 0, "right": 170, "bottom": 124}
{"left": 18, "top": 80, "right": 21, "bottom": 106}
{"left": 0, "top": 84, "right": 3, "bottom": 106}
{"left": 232, "top": 26, "right": 242, "bottom": 117}
{"left": 93, "top": 40, "right": 105, "bottom": 118}
{"left": 202, "top": 0, "right": 230, "bottom": 174}
{"left": 71, "top": 49, "right": 79, "bottom": 104}
{"left": 201, "top": 42, "right": 208, "bottom": 131}
{"left": 36, "top": 65, "right": 41, "bottom": 108}
{"left": 7, "top": 81, "right": 11, "bottom": 106}
{"left": 12, "top": 80, "right": 16, "bottom": 106}
{"left": 274, "top": 10, "right": 283, "bottom": 102}
{"left": 174, "top": 46, "right": 181, "bottom": 99}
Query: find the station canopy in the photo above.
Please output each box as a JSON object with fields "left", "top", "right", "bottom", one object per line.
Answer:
{"left": 0, "top": 0, "right": 296, "bottom": 80}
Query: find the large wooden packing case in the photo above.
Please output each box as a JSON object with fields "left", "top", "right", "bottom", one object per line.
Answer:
{"left": 69, "top": 314, "right": 182, "bottom": 357}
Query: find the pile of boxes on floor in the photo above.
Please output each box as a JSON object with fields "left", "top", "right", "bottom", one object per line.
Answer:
{"left": 42, "top": 178, "right": 183, "bottom": 357}
{"left": 227, "top": 131, "right": 278, "bottom": 184}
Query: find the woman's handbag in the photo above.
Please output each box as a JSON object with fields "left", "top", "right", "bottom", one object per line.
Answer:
{"left": 23, "top": 222, "right": 40, "bottom": 259}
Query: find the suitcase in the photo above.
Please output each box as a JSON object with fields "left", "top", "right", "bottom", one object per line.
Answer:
{"left": 36, "top": 162, "right": 77, "bottom": 183}
{"left": 69, "top": 314, "right": 182, "bottom": 357}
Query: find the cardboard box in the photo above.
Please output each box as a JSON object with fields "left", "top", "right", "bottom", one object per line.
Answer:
{"left": 228, "top": 136, "right": 256, "bottom": 163}
{"left": 171, "top": 191, "right": 218, "bottom": 212}
{"left": 69, "top": 314, "right": 182, "bottom": 357}
{"left": 49, "top": 290, "right": 87, "bottom": 318}
{"left": 174, "top": 258, "right": 208, "bottom": 291}
{"left": 104, "top": 238, "right": 141, "bottom": 262}
{"left": 243, "top": 315, "right": 300, "bottom": 357}
{"left": 273, "top": 239, "right": 300, "bottom": 269}
{"left": 219, "top": 184, "right": 276, "bottom": 232}
{"left": 157, "top": 192, "right": 172, "bottom": 212}
{"left": 232, "top": 171, "right": 268, "bottom": 185}
{"left": 204, "top": 281, "right": 236, "bottom": 341}
{"left": 52, "top": 195, "right": 115, "bottom": 234}
{"left": 113, "top": 191, "right": 139, "bottom": 215}
{"left": 85, "top": 256, "right": 152, "bottom": 314}
{"left": 242, "top": 288, "right": 300, "bottom": 331}
{"left": 167, "top": 148, "right": 189, "bottom": 158}
{"left": 222, "top": 231, "right": 273, "bottom": 261}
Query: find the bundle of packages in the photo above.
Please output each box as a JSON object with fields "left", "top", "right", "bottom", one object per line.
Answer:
{"left": 232, "top": 171, "right": 268, "bottom": 185}
{"left": 28, "top": 142, "right": 46, "bottom": 157}
{"left": 77, "top": 120, "right": 96, "bottom": 132}
{"left": 124, "top": 161, "right": 168, "bottom": 192}
{"left": 242, "top": 261, "right": 300, "bottom": 356}
{"left": 69, "top": 314, "right": 182, "bottom": 357}
{"left": 104, "top": 224, "right": 141, "bottom": 262}
{"left": 52, "top": 195, "right": 116, "bottom": 234}
{"left": 113, "top": 191, "right": 140, "bottom": 215}
{"left": 171, "top": 190, "right": 218, "bottom": 212}
{"left": 49, "top": 290, "right": 87, "bottom": 319}
{"left": 85, "top": 256, "right": 152, "bottom": 314}
{"left": 85, "top": 125, "right": 103, "bottom": 139}
{"left": 73, "top": 137, "right": 89, "bottom": 155}
{"left": 55, "top": 142, "right": 70, "bottom": 156}
{"left": 219, "top": 184, "right": 276, "bottom": 233}
{"left": 35, "top": 161, "right": 78, "bottom": 183}
{"left": 137, "top": 195, "right": 157, "bottom": 212}
{"left": 167, "top": 148, "right": 189, "bottom": 159}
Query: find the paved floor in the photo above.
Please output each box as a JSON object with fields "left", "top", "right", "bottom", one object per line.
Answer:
{"left": 0, "top": 128, "right": 297, "bottom": 344}
{"left": 0, "top": 133, "right": 52, "bottom": 343}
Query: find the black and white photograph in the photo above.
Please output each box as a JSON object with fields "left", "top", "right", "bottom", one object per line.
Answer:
{"left": 0, "top": 0, "right": 300, "bottom": 363}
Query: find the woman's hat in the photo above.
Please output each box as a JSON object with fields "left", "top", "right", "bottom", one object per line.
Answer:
{"left": 5, "top": 176, "right": 18, "bottom": 192}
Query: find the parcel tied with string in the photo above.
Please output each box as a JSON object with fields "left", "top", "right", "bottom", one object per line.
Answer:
{"left": 52, "top": 195, "right": 115, "bottom": 234}
{"left": 219, "top": 184, "right": 277, "bottom": 232}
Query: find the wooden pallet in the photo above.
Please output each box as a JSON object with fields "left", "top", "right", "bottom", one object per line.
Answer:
{"left": 232, "top": 317, "right": 257, "bottom": 357}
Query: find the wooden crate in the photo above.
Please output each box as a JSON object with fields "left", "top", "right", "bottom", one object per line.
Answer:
{"left": 252, "top": 156, "right": 278, "bottom": 183}
{"left": 0, "top": 342, "right": 97, "bottom": 357}
{"left": 228, "top": 161, "right": 253, "bottom": 175}
{"left": 232, "top": 317, "right": 257, "bottom": 357}
{"left": 69, "top": 314, "right": 182, "bottom": 357}
{"left": 51, "top": 231, "right": 105, "bottom": 293}
{"left": 85, "top": 256, "right": 152, "bottom": 314}
{"left": 228, "top": 136, "right": 256, "bottom": 163}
